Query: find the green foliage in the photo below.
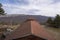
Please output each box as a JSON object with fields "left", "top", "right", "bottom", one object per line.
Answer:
{"left": 46, "top": 14, "right": 60, "bottom": 28}
{"left": 53, "top": 15, "right": 60, "bottom": 28}
{"left": 46, "top": 17, "right": 52, "bottom": 24}
{"left": 0, "top": 3, "right": 5, "bottom": 15}
{"left": 46, "top": 17, "right": 52, "bottom": 26}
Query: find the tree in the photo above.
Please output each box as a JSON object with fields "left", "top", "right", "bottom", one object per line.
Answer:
{"left": 0, "top": 3, "right": 2, "bottom": 8}
{"left": 46, "top": 14, "right": 60, "bottom": 28}
{"left": 46, "top": 17, "right": 53, "bottom": 26}
{"left": 47, "top": 17, "right": 52, "bottom": 24}
{"left": 53, "top": 14, "right": 60, "bottom": 28}
{"left": 0, "top": 3, "right": 5, "bottom": 15}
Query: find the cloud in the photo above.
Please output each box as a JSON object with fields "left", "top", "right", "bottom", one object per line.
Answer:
{"left": 1, "top": 0, "right": 60, "bottom": 17}
{"left": 53, "top": 0, "right": 60, "bottom": 3}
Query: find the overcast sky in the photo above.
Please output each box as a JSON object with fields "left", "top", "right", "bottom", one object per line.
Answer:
{"left": 0, "top": 0, "right": 60, "bottom": 17}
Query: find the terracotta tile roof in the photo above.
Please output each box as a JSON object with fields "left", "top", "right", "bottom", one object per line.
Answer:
{"left": 5, "top": 18, "right": 55, "bottom": 40}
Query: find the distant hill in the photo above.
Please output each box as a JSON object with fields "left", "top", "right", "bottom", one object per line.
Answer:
{"left": 0, "top": 15, "right": 53, "bottom": 24}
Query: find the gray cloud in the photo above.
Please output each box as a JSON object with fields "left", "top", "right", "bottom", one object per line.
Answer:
{"left": 53, "top": 0, "right": 60, "bottom": 3}
{"left": 26, "top": 9, "right": 40, "bottom": 14}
